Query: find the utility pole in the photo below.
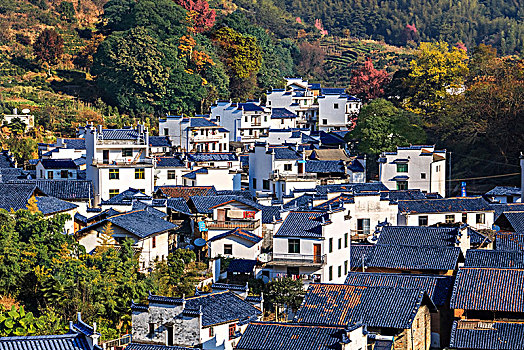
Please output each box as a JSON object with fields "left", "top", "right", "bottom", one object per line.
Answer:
{"left": 448, "top": 151, "right": 452, "bottom": 197}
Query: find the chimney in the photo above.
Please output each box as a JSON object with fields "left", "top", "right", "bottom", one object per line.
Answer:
{"left": 97, "top": 125, "right": 102, "bottom": 134}
{"left": 521, "top": 152, "right": 524, "bottom": 203}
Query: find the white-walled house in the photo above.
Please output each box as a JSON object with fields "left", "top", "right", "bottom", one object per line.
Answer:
{"left": 131, "top": 291, "right": 262, "bottom": 350}
{"left": 75, "top": 209, "right": 176, "bottom": 271}
{"left": 186, "top": 153, "right": 242, "bottom": 172}
{"left": 264, "top": 209, "right": 351, "bottom": 284}
{"left": 40, "top": 138, "right": 86, "bottom": 160}
{"left": 154, "top": 156, "right": 188, "bottom": 187}
{"left": 210, "top": 102, "right": 271, "bottom": 145}
{"left": 207, "top": 228, "right": 263, "bottom": 260}
{"left": 159, "top": 115, "right": 229, "bottom": 153}
{"left": 36, "top": 159, "right": 80, "bottom": 180}
{"left": 317, "top": 93, "right": 361, "bottom": 131}
{"left": 378, "top": 145, "right": 447, "bottom": 197}
{"left": 269, "top": 108, "right": 298, "bottom": 129}
{"left": 397, "top": 197, "right": 495, "bottom": 230}
{"left": 182, "top": 167, "right": 240, "bottom": 191}
{"left": 485, "top": 186, "right": 521, "bottom": 204}
{"left": 85, "top": 125, "right": 154, "bottom": 203}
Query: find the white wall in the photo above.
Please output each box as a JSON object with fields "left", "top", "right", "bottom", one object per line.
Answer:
{"left": 401, "top": 211, "right": 494, "bottom": 230}
{"left": 208, "top": 235, "right": 262, "bottom": 260}
{"left": 97, "top": 166, "right": 154, "bottom": 200}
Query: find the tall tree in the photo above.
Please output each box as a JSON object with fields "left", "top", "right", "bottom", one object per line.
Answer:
{"left": 174, "top": 0, "right": 215, "bottom": 33}
{"left": 350, "top": 58, "right": 390, "bottom": 100}
{"left": 33, "top": 29, "right": 64, "bottom": 65}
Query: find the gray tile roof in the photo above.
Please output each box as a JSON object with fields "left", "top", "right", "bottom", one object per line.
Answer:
{"left": 207, "top": 228, "right": 262, "bottom": 244}
{"left": 155, "top": 156, "right": 185, "bottom": 168}
{"left": 61, "top": 138, "right": 86, "bottom": 149}
{"left": 8, "top": 180, "right": 94, "bottom": 201}
{"left": 126, "top": 344, "right": 193, "bottom": 350}
{"left": 268, "top": 146, "right": 301, "bottom": 160}
{"left": 149, "top": 136, "right": 171, "bottom": 148}
{"left": 166, "top": 198, "right": 192, "bottom": 215}
{"left": 376, "top": 226, "right": 460, "bottom": 247}
{"left": 35, "top": 196, "right": 78, "bottom": 215}
{"left": 101, "top": 129, "right": 140, "bottom": 140}
{"left": 365, "top": 245, "right": 462, "bottom": 271}
{"left": 305, "top": 160, "right": 345, "bottom": 173}
{"left": 486, "top": 186, "right": 521, "bottom": 197}
{"left": 450, "top": 321, "right": 524, "bottom": 350}
{"left": 495, "top": 232, "right": 524, "bottom": 251}
{"left": 0, "top": 333, "right": 93, "bottom": 350}
{"left": 39, "top": 159, "right": 78, "bottom": 169}
{"left": 0, "top": 183, "right": 39, "bottom": 211}
{"left": 187, "top": 153, "right": 237, "bottom": 162}
{"left": 0, "top": 151, "right": 15, "bottom": 168}
{"left": 464, "top": 249, "right": 524, "bottom": 269}
{"left": 296, "top": 283, "right": 432, "bottom": 329}
{"left": 398, "top": 197, "right": 493, "bottom": 214}
{"left": 497, "top": 211, "right": 524, "bottom": 232}
{"left": 274, "top": 211, "right": 329, "bottom": 238}
{"left": 491, "top": 203, "right": 524, "bottom": 220}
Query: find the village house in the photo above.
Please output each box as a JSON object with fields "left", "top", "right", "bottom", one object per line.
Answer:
{"left": 154, "top": 156, "right": 188, "bottom": 187}
{"left": 210, "top": 101, "right": 271, "bottom": 146}
{"left": 344, "top": 272, "right": 455, "bottom": 348}
{"left": 131, "top": 291, "right": 262, "bottom": 350}
{"left": 264, "top": 209, "right": 350, "bottom": 284}
{"left": 485, "top": 186, "right": 521, "bottom": 204}
{"left": 85, "top": 124, "right": 154, "bottom": 203}
{"left": 2, "top": 108, "right": 35, "bottom": 132}
{"left": 397, "top": 197, "right": 495, "bottom": 230}
{"left": 186, "top": 153, "right": 242, "bottom": 172}
{"left": 182, "top": 168, "right": 240, "bottom": 191}
{"left": 36, "top": 159, "right": 80, "bottom": 180}
{"left": 295, "top": 283, "right": 435, "bottom": 350}
{"left": 378, "top": 145, "right": 446, "bottom": 197}
{"left": 39, "top": 137, "right": 86, "bottom": 160}
{"left": 149, "top": 135, "right": 172, "bottom": 156}
{"left": 159, "top": 115, "right": 230, "bottom": 153}
{"left": 317, "top": 93, "right": 361, "bottom": 132}
{"left": 269, "top": 108, "right": 298, "bottom": 129}
{"left": 75, "top": 209, "right": 177, "bottom": 271}
{"left": 236, "top": 322, "right": 368, "bottom": 350}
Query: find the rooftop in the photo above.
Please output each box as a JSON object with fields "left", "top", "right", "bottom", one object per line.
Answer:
{"left": 465, "top": 249, "right": 524, "bottom": 269}
{"left": 0, "top": 333, "right": 94, "bottom": 350}
{"left": 275, "top": 211, "right": 330, "bottom": 238}
{"left": 450, "top": 321, "right": 524, "bottom": 350}
{"left": 155, "top": 186, "right": 217, "bottom": 201}
{"left": 398, "top": 197, "right": 492, "bottom": 214}
{"left": 207, "top": 228, "right": 262, "bottom": 245}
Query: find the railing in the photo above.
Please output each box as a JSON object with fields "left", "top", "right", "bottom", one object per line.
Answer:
{"left": 270, "top": 172, "right": 317, "bottom": 181}
{"left": 206, "top": 220, "right": 260, "bottom": 230}
{"left": 92, "top": 158, "right": 154, "bottom": 166}
{"left": 268, "top": 253, "right": 326, "bottom": 266}
{"left": 96, "top": 139, "right": 146, "bottom": 145}
{"left": 190, "top": 133, "right": 224, "bottom": 141}
{"left": 101, "top": 334, "right": 132, "bottom": 349}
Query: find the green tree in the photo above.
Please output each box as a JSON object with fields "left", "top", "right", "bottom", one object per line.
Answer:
{"left": 264, "top": 277, "right": 304, "bottom": 313}
{"left": 0, "top": 306, "right": 46, "bottom": 336}
{"left": 404, "top": 42, "right": 469, "bottom": 117}
{"left": 56, "top": 1, "right": 76, "bottom": 23}
{"left": 92, "top": 27, "right": 169, "bottom": 114}
{"left": 350, "top": 98, "right": 426, "bottom": 155}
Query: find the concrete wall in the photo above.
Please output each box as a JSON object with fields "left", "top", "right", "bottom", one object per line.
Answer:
{"left": 401, "top": 211, "right": 494, "bottom": 230}
{"left": 208, "top": 235, "right": 262, "bottom": 260}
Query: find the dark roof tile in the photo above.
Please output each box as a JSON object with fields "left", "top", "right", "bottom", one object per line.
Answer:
{"left": 450, "top": 321, "right": 524, "bottom": 350}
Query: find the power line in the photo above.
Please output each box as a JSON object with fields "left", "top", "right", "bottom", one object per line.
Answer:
{"left": 447, "top": 172, "right": 520, "bottom": 182}
{"left": 451, "top": 153, "right": 522, "bottom": 168}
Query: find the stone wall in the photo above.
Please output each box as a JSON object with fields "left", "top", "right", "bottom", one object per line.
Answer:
{"left": 393, "top": 305, "right": 431, "bottom": 350}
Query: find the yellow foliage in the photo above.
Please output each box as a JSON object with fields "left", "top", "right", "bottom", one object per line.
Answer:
{"left": 26, "top": 195, "right": 40, "bottom": 214}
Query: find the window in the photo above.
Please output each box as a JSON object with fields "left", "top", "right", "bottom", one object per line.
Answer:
{"left": 148, "top": 323, "right": 155, "bottom": 338}
{"left": 40, "top": 169, "right": 43, "bottom": 178}
{"left": 229, "top": 324, "right": 236, "bottom": 340}
{"left": 329, "top": 238, "right": 333, "bottom": 253}
{"left": 287, "top": 267, "right": 299, "bottom": 277}
{"left": 338, "top": 265, "right": 342, "bottom": 278}
{"left": 109, "top": 169, "right": 119, "bottom": 180}
{"left": 167, "top": 170, "right": 176, "bottom": 179}
{"left": 60, "top": 170, "right": 68, "bottom": 179}
{"left": 284, "top": 164, "right": 292, "bottom": 171}
{"left": 334, "top": 103, "right": 339, "bottom": 109}
{"left": 328, "top": 266, "right": 333, "bottom": 281}
{"left": 418, "top": 216, "right": 428, "bottom": 226}
{"left": 322, "top": 119, "right": 328, "bottom": 125}
{"left": 357, "top": 219, "right": 370, "bottom": 235}
{"left": 164, "top": 128, "right": 169, "bottom": 136}
{"left": 152, "top": 236, "right": 156, "bottom": 249}
{"left": 224, "top": 244, "right": 233, "bottom": 255}
{"left": 47, "top": 171, "right": 53, "bottom": 179}
{"left": 135, "top": 168, "right": 145, "bottom": 179}
{"left": 245, "top": 116, "right": 248, "bottom": 122}
{"left": 268, "top": 101, "right": 271, "bottom": 106}
{"left": 209, "top": 327, "right": 214, "bottom": 337}
{"left": 288, "top": 239, "right": 300, "bottom": 253}
{"left": 421, "top": 173, "right": 426, "bottom": 179}
{"left": 476, "top": 213, "right": 485, "bottom": 224}
{"left": 462, "top": 213, "right": 468, "bottom": 223}
{"left": 109, "top": 189, "right": 119, "bottom": 198}
{"left": 397, "top": 164, "right": 408, "bottom": 172}
{"left": 282, "top": 184, "right": 285, "bottom": 192}
{"left": 264, "top": 116, "right": 268, "bottom": 122}
{"left": 263, "top": 179, "right": 270, "bottom": 190}
{"left": 252, "top": 178, "right": 257, "bottom": 189}
{"left": 396, "top": 181, "right": 408, "bottom": 190}
{"left": 445, "top": 215, "right": 455, "bottom": 224}
{"left": 344, "top": 233, "right": 348, "bottom": 248}
{"left": 122, "top": 148, "right": 133, "bottom": 157}
{"left": 227, "top": 162, "right": 232, "bottom": 168}
{"left": 216, "top": 116, "right": 220, "bottom": 122}
{"left": 344, "top": 260, "right": 348, "bottom": 275}
{"left": 338, "top": 238, "right": 342, "bottom": 250}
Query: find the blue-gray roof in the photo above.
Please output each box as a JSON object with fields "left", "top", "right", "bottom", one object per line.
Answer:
{"left": 126, "top": 343, "right": 193, "bottom": 350}
{"left": 344, "top": 272, "right": 454, "bottom": 306}
{"left": 238, "top": 103, "right": 264, "bottom": 112}
{"left": 496, "top": 211, "right": 524, "bottom": 232}
{"left": 465, "top": 249, "right": 524, "bottom": 269}
{"left": 149, "top": 136, "right": 171, "bottom": 148}
{"left": 188, "top": 195, "right": 258, "bottom": 214}
{"left": 0, "top": 168, "right": 28, "bottom": 182}
{"left": 486, "top": 186, "right": 521, "bottom": 197}
{"left": 495, "top": 232, "right": 524, "bottom": 251}
{"left": 35, "top": 196, "right": 78, "bottom": 215}
{"left": 61, "top": 138, "right": 86, "bottom": 149}
{"left": 216, "top": 190, "right": 254, "bottom": 200}
{"left": 268, "top": 146, "right": 301, "bottom": 160}
{"left": 147, "top": 291, "right": 261, "bottom": 327}
{"left": 376, "top": 226, "right": 460, "bottom": 247}
{"left": 189, "top": 117, "right": 218, "bottom": 128}
{"left": 236, "top": 322, "right": 351, "bottom": 350}
{"left": 226, "top": 259, "right": 257, "bottom": 273}
{"left": 101, "top": 188, "right": 150, "bottom": 205}
{"left": 271, "top": 108, "right": 297, "bottom": 119}
{"left": 348, "top": 159, "right": 365, "bottom": 173}
{"left": 320, "top": 88, "right": 346, "bottom": 95}
{"left": 77, "top": 210, "right": 176, "bottom": 239}
{"left": 0, "top": 183, "right": 40, "bottom": 211}
{"left": 450, "top": 321, "right": 524, "bottom": 350}
{"left": 365, "top": 245, "right": 462, "bottom": 271}
{"left": 166, "top": 198, "right": 192, "bottom": 215}
{"left": 101, "top": 129, "right": 140, "bottom": 140}
{"left": 0, "top": 150, "right": 15, "bottom": 168}
{"left": 155, "top": 156, "right": 185, "bottom": 168}
{"left": 305, "top": 160, "right": 345, "bottom": 173}
{"left": 350, "top": 244, "right": 374, "bottom": 269}
{"left": 8, "top": 180, "right": 93, "bottom": 201}
{"left": 491, "top": 203, "right": 524, "bottom": 220}
{"left": 398, "top": 197, "right": 492, "bottom": 214}
{"left": 208, "top": 228, "right": 262, "bottom": 244}
{"left": 187, "top": 153, "right": 237, "bottom": 162}
{"left": 39, "top": 159, "right": 78, "bottom": 169}
{"left": 275, "top": 211, "right": 329, "bottom": 238}
{"left": 0, "top": 333, "right": 94, "bottom": 350}
{"left": 380, "top": 190, "right": 429, "bottom": 201}
{"left": 450, "top": 267, "right": 524, "bottom": 312}
{"left": 314, "top": 183, "right": 388, "bottom": 194}
{"left": 182, "top": 168, "right": 208, "bottom": 179}
{"left": 296, "top": 283, "right": 432, "bottom": 329}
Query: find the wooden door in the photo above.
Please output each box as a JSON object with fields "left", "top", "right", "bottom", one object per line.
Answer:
{"left": 103, "top": 150, "right": 109, "bottom": 164}
{"left": 314, "top": 244, "right": 321, "bottom": 263}
{"left": 217, "top": 209, "right": 226, "bottom": 222}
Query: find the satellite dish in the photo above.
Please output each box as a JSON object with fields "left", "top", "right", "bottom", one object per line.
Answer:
{"left": 21, "top": 109, "right": 30, "bottom": 114}
{"left": 194, "top": 238, "right": 206, "bottom": 247}
{"left": 261, "top": 275, "right": 270, "bottom": 283}
{"left": 492, "top": 224, "right": 500, "bottom": 232}
{"left": 258, "top": 253, "right": 269, "bottom": 263}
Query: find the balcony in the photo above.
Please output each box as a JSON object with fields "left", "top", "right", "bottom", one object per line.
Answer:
{"left": 267, "top": 253, "right": 326, "bottom": 267}
{"left": 206, "top": 220, "right": 260, "bottom": 230}
{"left": 270, "top": 172, "right": 317, "bottom": 181}
{"left": 190, "top": 133, "right": 224, "bottom": 141}
{"left": 92, "top": 158, "right": 154, "bottom": 167}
